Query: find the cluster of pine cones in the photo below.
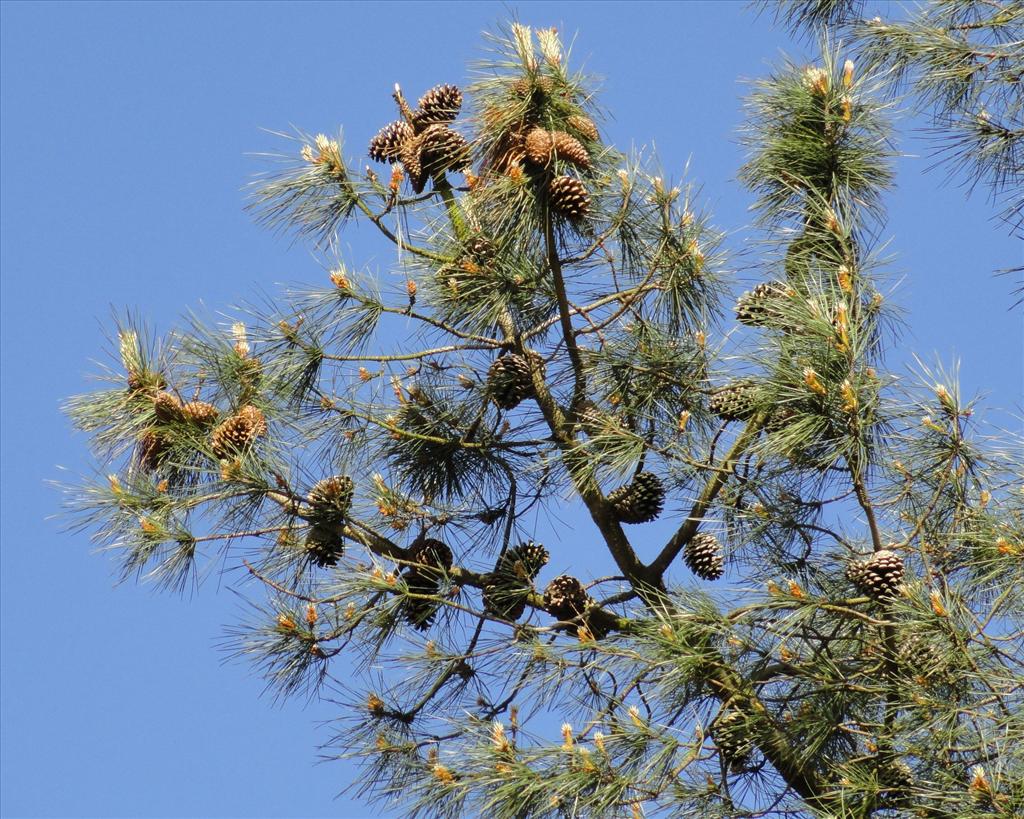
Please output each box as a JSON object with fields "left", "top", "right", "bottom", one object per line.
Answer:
{"left": 367, "top": 78, "right": 600, "bottom": 222}
{"left": 368, "top": 84, "right": 470, "bottom": 193}
{"left": 131, "top": 382, "right": 269, "bottom": 472}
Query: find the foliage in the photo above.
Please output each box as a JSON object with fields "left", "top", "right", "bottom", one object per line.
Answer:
{"left": 62, "top": 17, "right": 1023, "bottom": 819}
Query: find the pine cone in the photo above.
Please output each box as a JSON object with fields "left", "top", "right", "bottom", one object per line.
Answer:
{"left": 420, "top": 124, "right": 471, "bottom": 177}
{"left": 307, "top": 475, "right": 354, "bottom": 524}
{"left": 708, "top": 382, "right": 760, "bottom": 422}
{"left": 180, "top": 400, "right": 219, "bottom": 427}
{"left": 306, "top": 525, "right": 344, "bottom": 568}
{"left": 607, "top": 471, "right": 665, "bottom": 524}
{"left": 566, "top": 114, "right": 599, "bottom": 142}
{"left": 408, "top": 536, "right": 453, "bottom": 572}
{"left": 524, "top": 128, "right": 590, "bottom": 170}
{"left": 684, "top": 532, "right": 724, "bottom": 580}
{"left": 482, "top": 541, "right": 549, "bottom": 621}
{"left": 401, "top": 536, "right": 453, "bottom": 632}
{"left": 210, "top": 405, "right": 267, "bottom": 459}
{"left": 735, "top": 280, "right": 792, "bottom": 328}
{"left": 399, "top": 135, "right": 427, "bottom": 194}
{"left": 486, "top": 352, "right": 545, "bottom": 410}
{"left": 412, "top": 83, "right": 463, "bottom": 128}
{"left": 542, "top": 575, "right": 589, "bottom": 621}
{"left": 547, "top": 175, "right": 590, "bottom": 221}
{"left": 846, "top": 549, "right": 904, "bottom": 599}
{"left": 152, "top": 390, "right": 183, "bottom": 423}
{"left": 895, "top": 634, "right": 945, "bottom": 682}
{"left": 368, "top": 120, "right": 414, "bottom": 164}
{"left": 136, "top": 430, "right": 170, "bottom": 472}
{"left": 464, "top": 235, "right": 497, "bottom": 264}
{"left": 713, "top": 710, "right": 754, "bottom": 771}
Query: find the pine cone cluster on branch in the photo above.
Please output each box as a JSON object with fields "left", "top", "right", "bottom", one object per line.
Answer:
{"left": 367, "top": 83, "right": 468, "bottom": 193}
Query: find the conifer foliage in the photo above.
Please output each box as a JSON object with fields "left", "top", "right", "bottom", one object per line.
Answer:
{"left": 63, "top": 19, "right": 1022, "bottom": 818}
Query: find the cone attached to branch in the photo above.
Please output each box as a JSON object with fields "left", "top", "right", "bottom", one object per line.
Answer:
{"left": 547, "top": 175, "right": 590, "bottom": 221}
{"left": 181, "top": 400, "right": 219, "bottom": 427}
{"left": 846, "top": 549, "right": 904, "bottom": 599}
{"left": 735, "top": 280, "right": 793, "bottom": 329}
{"left": 566, "top": 114, "right": 599, "bottom": 142}
{"left": 483, "top": 541, "right": 549, "bottom": 621}
{"left": 420, "top": 124, "right": 471, "bottom": 177}
{"left": 543, "top": 575, "right": 589, "bottom": 622}
{"left": 524, "top": 128, "right": 590, "bottom": 169}
{"left": 402, "top": 536, "right": 454, "bottom": 632}
{"left": 684, "top": 532, "right": 724, "bottom": 580}
{"left": 136, "top": 430, "right": 170, "bottom": 472}
{"left": 607, "top": 471, "right": 664, "bottom": 524}
{"left": 709, "top": 382, "right": 760, "bottom": 422}
{"left": 211, "top": 404, "right": 267, "bottom": 459}
{"left": 306, "top": 525, "right": 345, "bottom": 568}
{"left": 486, "top": 352, "right": 545, "bottom": 410}
{"left": 152, "top": 390, "right": 183, "bottom": 423}
{"left": 412, "top": 84, "right": 463, "bottom": 129}
{"left": 368, "top": 120, "right": 414, "bottom": 164}
{"left": 308, "top": 475, "right": 354, "bottom": 524}
{"left": 713, "top": 709, "right": 754, "bottom": 772}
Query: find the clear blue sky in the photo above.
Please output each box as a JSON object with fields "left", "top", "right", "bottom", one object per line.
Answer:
{"left": 1, "top": 2, "right": 1019, "bottom": 817}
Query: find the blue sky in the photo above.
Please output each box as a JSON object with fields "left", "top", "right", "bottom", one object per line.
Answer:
{"left": 1, "top": 2, "right": 1020, "bottom": 817}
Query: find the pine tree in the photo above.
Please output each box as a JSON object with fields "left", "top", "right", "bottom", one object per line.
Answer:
{"left": 63, "top": 20, "right": 1023, "bottom": 818}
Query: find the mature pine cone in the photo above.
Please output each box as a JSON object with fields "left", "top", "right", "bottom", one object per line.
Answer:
{"left": 180, "top": 400, "right": 219, "bottom": 427}
{"left": 482, "top": 541, "right": 549, "bottom": 621}
{"left": 210, "top": 405, "right": 267, "bottom": 459}
{"left": 523, "top": 128, "right": 590, "bottom": 169}
{"left": 735, "top": 280, "right": 792, "bottom": 328}
{"left": 152, "top": 390, "right": 183, "bottom": 423}
{"left": 368, "top": 120, "right": 414, "bottom": 164}
{"left": 412, "top": 83, "right": 463, "bottom": 128}
{"left": 136, "top": 430, "right": 170, "bottom": 472}
{"left": 306, "top": 524, "right": 344, "bottom": 568}
{"left": 607, "top": 471, "right": 665, "bottom": 524}
{"left": 543, "top": 575, "right": 589, "bottom": 621}
{"left": 399, "top": 137, "right": 427, "bottom": 194}
{"left": 878, "top": 758, "right": 915, "bottom": 792}
{"left": 486, "top": 352, "right": 545, "bottom": 410}
{"left": 713, "top": 710, "right": 754, "bottom": 771}
{"left": 464, "top": 235, "right": 497, "bottom": 264}
{"left": 408, "top": 536, "right": 454, "bottom": 572}
{"left": 420, "top": 124, "right": 471, "bottom": 176}
{"left": 684, "top": 532, "right": 724, "bottom": 580}
{"left": 547, "top": 175, "right": 590, "bottom": 221}
{"left": 566, "top": 114, "right": 599, "bottom": 142}
{"left": 708, "top": 382, "right": 760, "bottom": 422}
{"left": 307, "top": 475, "right": 354, "bottom": 524}
{"left": 895, "top": 634, "right": 945, "bottom": 682}
{"left": 846, "top": 549, "right": 904, "bottom": 599}
{"left": 402, "top": 536, "right": 453, "bottom": 632}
